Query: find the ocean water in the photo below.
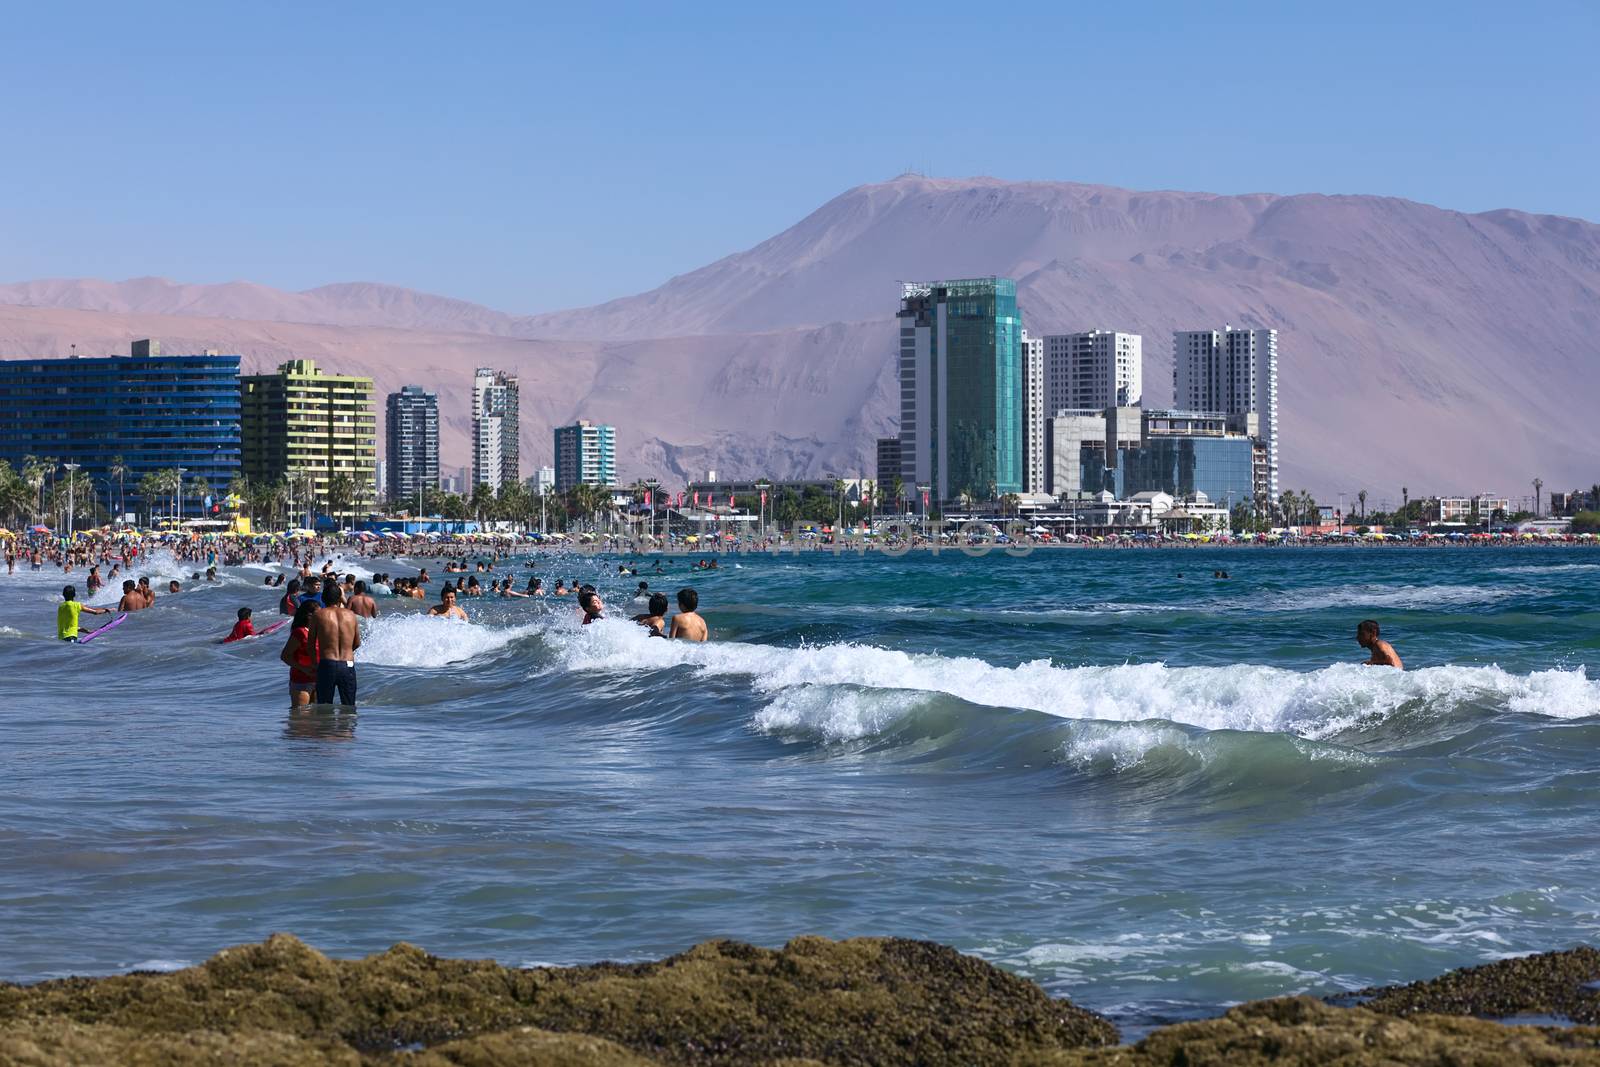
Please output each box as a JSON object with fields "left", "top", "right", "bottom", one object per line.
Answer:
{"left": 2, "top": 546, "right": 1598, "bottom": 1034}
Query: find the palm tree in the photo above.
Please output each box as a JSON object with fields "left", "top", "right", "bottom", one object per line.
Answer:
{"left": 325, "top": 473, "right": 357, "bottom": 532}
{"left": 107, "top": 455, "right": 128, "bottom": 523}
{"left": 0, "top": 461, "right": 31, "bottom": 526}
{"left": 21, "top": 456, "right": 47, "bottom": 524}
{"left": 191, "top": 477, "right": 212, "bottom": 518}
{"left": 1357, "top": 489, "right": 1367, "bottom": 520}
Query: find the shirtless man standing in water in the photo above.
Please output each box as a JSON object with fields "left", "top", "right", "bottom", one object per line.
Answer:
{"left": 669, "top": 587, "right": 708, "bottom": 642}
{"left": 346, "top": 580, "right": 379, "bottom": 619}
{"left": 1356, "top": 619, "right": 1402, "bottom": 669}
{"left": 311, "top": 584, "right": 362, "bottom": 705}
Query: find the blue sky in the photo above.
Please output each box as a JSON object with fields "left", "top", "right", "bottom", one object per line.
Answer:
{"left": 2, "top": 0, "right": 1594, "bottom": 312}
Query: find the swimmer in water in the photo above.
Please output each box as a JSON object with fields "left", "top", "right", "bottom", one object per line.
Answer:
{"left": 429, "top": 586, "right": 469, "bottom": 621}
{"left": 578, "top": 589, "right": 603, "bottom": 625}
{"left": 1356, "top": 619, "right": 1402, "bottom": 669}
{"left": 222, "top": 606, "right": 257, "bottom": 643}
{"left": 346, "top": 580, "right": 379, "bottom": 619}
{"left": 632, "top": 591, "right": 669, "bottom": 637}
{"left": 669, "top": 587, "right": 708, "bottom": 642}
{"left": 117, "top": 579, "right": 143, "bottom": 613}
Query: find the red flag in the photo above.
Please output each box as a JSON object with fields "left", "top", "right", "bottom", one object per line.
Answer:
{"left": 760, "top": 491, "right": 767, "bottom": 505}
{"left": 922, "top": 491, "right": 929, "bottom": 507}
{"left": 693, "top": 492, "right": 699, "bottom": 508}
{"left": 644, "top": 490, "right": 652, "bottom": 506}
{"left": 728, "top": 493, "right": 735, "bottom": 508}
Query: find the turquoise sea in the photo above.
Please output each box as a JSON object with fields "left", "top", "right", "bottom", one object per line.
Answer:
{"left": 2, "top": 545, "right": 1598, "bottom": 1033}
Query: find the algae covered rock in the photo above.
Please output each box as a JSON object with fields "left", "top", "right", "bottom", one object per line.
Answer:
{"left": 1354, "top": 945, "right": 1600, "bottom": 1025}
{"left": 0, "top": 933, "right": 1114, "bottom": 1065}
{"left": 1034, "top": 995, "right": 1600, "bottom": 1065}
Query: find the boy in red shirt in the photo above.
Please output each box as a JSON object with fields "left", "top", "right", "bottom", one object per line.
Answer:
{"left": 223, "top": 606, "right": 257, "bottom": 643}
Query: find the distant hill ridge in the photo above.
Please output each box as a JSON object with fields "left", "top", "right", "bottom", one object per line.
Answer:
{"left": 2, "top": 174, "right": 1597, "bottom": 496}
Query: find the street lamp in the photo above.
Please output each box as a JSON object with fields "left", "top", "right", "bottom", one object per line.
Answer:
{"left": 63, "top": 463, "right": 80, "bottom": 540}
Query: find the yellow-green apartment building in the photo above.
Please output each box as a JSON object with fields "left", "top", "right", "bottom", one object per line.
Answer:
{"left": 241, "top": 360, "right": 377, "bottom": 521}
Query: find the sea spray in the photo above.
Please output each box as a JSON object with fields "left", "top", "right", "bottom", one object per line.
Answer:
{"left": 544, "top": 618, "right": 1600, "bottom": 740}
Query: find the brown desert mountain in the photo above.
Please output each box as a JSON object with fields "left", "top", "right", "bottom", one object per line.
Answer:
{"left": 2, "top": 174, "right": 1596, "bottom": 502}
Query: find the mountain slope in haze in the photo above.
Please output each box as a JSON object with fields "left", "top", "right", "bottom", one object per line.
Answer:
{"left": 0, "top": 305, "right": 892, "bottom": 489}
{"left": 0, "top": 277, "right": 527, "bottom": 337}
{"left": 3, "top": 174, "right": 1597, "bottom": 498}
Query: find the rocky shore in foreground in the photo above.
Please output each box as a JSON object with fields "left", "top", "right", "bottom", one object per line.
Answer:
{"left": 2, "top": 935, "right": 1598, "bottom": 1065}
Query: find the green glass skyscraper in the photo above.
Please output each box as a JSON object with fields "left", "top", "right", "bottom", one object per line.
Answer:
{"left": 896, "top": 277, "right": 1024, "bottom": 505}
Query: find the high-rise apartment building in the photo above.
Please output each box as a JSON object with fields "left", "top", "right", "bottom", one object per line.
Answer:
{"left": 1172, "top": 326, "right": 1278, "bottom": 498}
{"left": 385, "top": 385, "right": 439, "bottom": 506}
{"left": 471, "top": 367, "right": 520, "bottom": 489}
{"left": 528, "top": 465, "right": 556, "bottom": 496}
{"left": 1043, "top": 331, "right": 1142, "bottom": 413}
{"left": 1021, "top": 329, "right": 1045, "bottom": 494}
{"left": 241, "top": 359, "right": 376, "bottom": 520}
{"left": 896, "top": 278, "right": 1024, "bottom": 504}
{"left": 875, "top": 437, "right": 903, "bottom": 494}
{"left": 0, "top": 339, "right": 240, "bottom": 520}
{"left": 553, "top": 420, "right": 616, "bottom": 491}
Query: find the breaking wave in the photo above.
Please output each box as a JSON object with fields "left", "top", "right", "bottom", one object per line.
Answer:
{"left": 357, "top": 614, "right": 542, "bottom": 667}
{"left": 544, "top": 619, "right": 1600, "bottom": 750}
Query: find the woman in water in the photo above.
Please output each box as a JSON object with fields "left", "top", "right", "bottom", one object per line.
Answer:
{"left": 279, "top": 600, "right": 321, "bottom": 707}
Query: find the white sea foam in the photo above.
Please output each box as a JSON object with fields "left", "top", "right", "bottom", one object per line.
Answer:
{"left": 753, "top": 687, "right": 929, "bottom": 742}
{"left": 1264, "top": 582, "right": 1516, "bottom": 612}
{"left": 125, "top": 958, "right": 192, "bottom": 973}
{"left": 544, "top": 619, "right": 1600, "bottom": 741}
{"left": 1491, "top": 563, "right": 1600, "bottom": 576}
{"left": 1060, "top": 722, "right": 1196, "bottom": 770}
{"left": 357, "top": 614, "right": 540, "bottom": 667}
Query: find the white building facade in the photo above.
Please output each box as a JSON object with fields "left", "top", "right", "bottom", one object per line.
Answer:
{"left": 1021, "top": 330, "right": 1045, "bottom": 494}
{"left": 1172, "top": 326, "right": 1278, "bottom": 498}
{"left": 1043, "top": 331, "right": 1142, "bottom": 413}
{"left": 471, "top": 368, "right": 520, "bottom": 489}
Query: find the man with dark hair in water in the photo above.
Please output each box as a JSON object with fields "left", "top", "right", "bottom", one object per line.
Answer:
{"left": 670, "top": 587, "right": 707, "bottom": 642}
{"left": 118, "top": 579, "right": 143, "bottom": 613}
{"left": 429, "top": 586, "right": 469, "bottom": 621}
{"left": 310, "top": 583, "right": 361, "bottom": 706}
{"left": 578, "top": 589, "right": 603, "bottom": 625}
{"left": 347, "top": 580, "right": 379, "bottom": 619}
{"left": 632, "top": 592, "right": 669, "bottom": 636}
{"left": 1357, "top": 619, "right": 1402, "bottom": 669}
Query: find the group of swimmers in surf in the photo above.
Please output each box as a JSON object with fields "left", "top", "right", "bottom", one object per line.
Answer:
{"left": 261, "top": 565, "right": 709, "bottom": 709}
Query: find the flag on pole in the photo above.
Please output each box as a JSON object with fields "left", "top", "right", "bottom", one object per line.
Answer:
{"left": 729, "top": 493, "right": 735, "bottom": 508}
{"left": 760, "top": 491, "right": 767, "bottom": 505}
{"left": 644, "top": 490, "right": 652, "bottom": 506}
{"left": 693, "top": 492, "right": 699, "bottom": 508}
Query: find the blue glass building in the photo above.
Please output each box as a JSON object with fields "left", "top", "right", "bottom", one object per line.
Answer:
{"left": 1083, "top": 435, "right": 1256, "bottom": 506}
{"left": 0, "top": 340, "right": 241, "bottom": 520}
{"left": 897, "top": 278, "right": 1024, "bottom": 503}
